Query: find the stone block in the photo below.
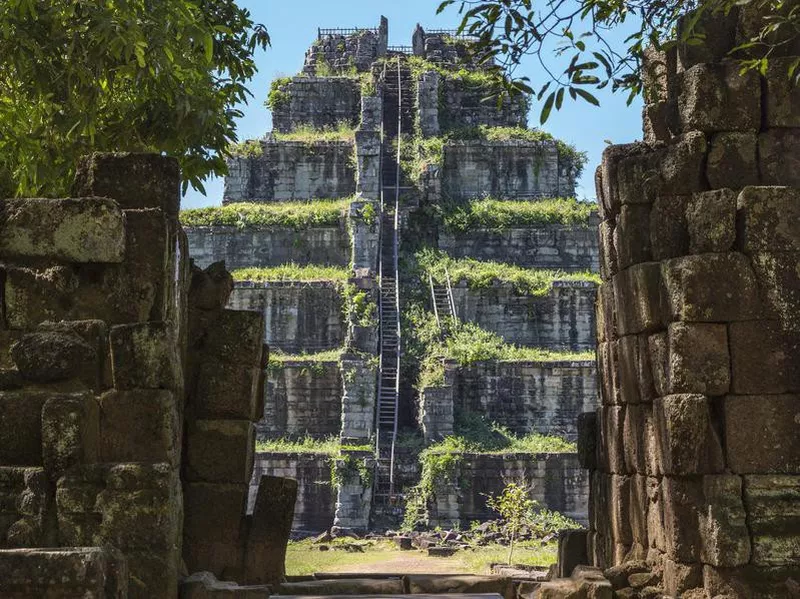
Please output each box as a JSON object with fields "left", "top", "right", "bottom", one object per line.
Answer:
{"left": 556, "top": 529, "right": 589, "bottom": 578}
{"left": 600, "top": 144, "right": 650, "bottom": 218}
{"left": 615, "top": 205, "right": 652, "bottom": 269}
{"left": 0, "top": 197, "right": 125, "bottom": 263}
{"left": 125, "top": 550, "right": 179, "bottom": 599}
{"left": 109, "top": 322, "right": 180, "bottom": 390}
{"left": 650, "top": 195, "right": 689, "bottom": 261}
{"left": 623, "top": 405, "right": 646, "bottom": 474}
{"left": 183, "top": 482, "right": 248, "bottom": 577}
{"left": 181, "top": 571, "right": 270, "bottom": 599}
{"left": 244, "top": 476, "right": 297, "bottom": 585}
{"left": 661, "top": 477, "right": 702, "bottom": 562}
{"left": 616, "top": 150, "right": 660, "bottom": 206}
{"left": 661, "top": 252, "right": 761, "bottom": 322}
{"left": 0, "top": 467, "right": 52, "bottom": 549}
{"left": 406, "top": 574, "right": 513, "bottom": 599}
{"left": 667, "top": 322, "right": 730, "bottom": 395}
{"left": 10, "top": 329, "right": 100, "bottom": 387}
{"left": 98, "top": 390, "right": 179, "bottom": 464}
{"left": 706, "top": 132, "right": 759, "bottom": 189}
{"left": 193, "top": 361, "right": 261, "bottom": 420}
{"left": 659, "top": 132, "right": 708, "bottom": 194}
{"left": 599, "top": 220, "right": 618, "bottom": 281}
{"left": 729, "top": 320, "right": 800, "bottom": 394}
{"left": 628, "top": 474, "right": 649, "bottom": 548}
{"left": 725, "top": 395, "right": 800, "bottom": 473}
{"left": 645, "top": 477, "right": 665, "bottom": 552}
{"left": 676, "top": 8, "right": 739, "bottom": 70}
{"left": 743, "top": 475, "right": 800, "bottom": 566}
{"left": 654, "top": 394, "right": 725, "bottom": 475}
{"left": 750, "top": 251, "right": 800, "bottom": 331}
{"left": 738, "top": 186, "right": 800, "bottom": 253}
{"left": 0, "top": 547, "right": 128, "bottom": 598}
{"left": 202, "top": 309, "right": 265, "bottom": 367}
{"left": 759, "top": 129, "right": 800, "bottom": 187}
{"left": 613, "top": 262, "right": 665, "bottom": 336}
{"left": 188, "top": 261, "right": 234, "bottom": 311}
{"left": 686, "top": 189, "right": 736, "bottom": 254}
{"left": 598, "top": 405, "right": 626, "bottom": 474}
{"left": 700, "top": 475, "right": 752, "bottom": 567}
{"left": 97, "top": 465, "right": 181, "bottom": 551}
{"left": 648, "top": 332, "right": 669, "bottom": 398}
{"left": 596, "top": 283, "right": 616, "bottom": 343}
{"left": 766, "top": 57, "right": 800, "bottom": 127}
{"left": 610, "top": 474, "right": 633, "bottom": 547}
{"left": 73, "top": 152, "right": 180, "bottom": 216}
{"left": 677, "top": 62, "right": 760, "bottom": 132}
{"left": 186, "top": 420, "right": 255, "bottom": 484}
{"left": 577, "top": 411, "right": 597, "bottom": 470}
{"left": 0, "top": 392, "right": 49, "bottom": 466}
{"left": 41, "top": 394, "right": 99, "bottom": 480}
{"left": 663, "top": 559, "right": 702, "bottom": 597}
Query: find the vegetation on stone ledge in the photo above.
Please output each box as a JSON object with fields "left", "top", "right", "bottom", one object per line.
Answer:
{"left": 255, "top": 435, "right": 371, "bottom": 455}
{"left": 272, "top": 122, "right": 356, "bottom": 143}
{"left": 441, "top": 197, "right": 594, "bottom": 231}
{"left": 401, "top": 413, "right": 577, "bottom": 531}
{"left": 266, "top": 76, "right": 293, "bottom": 111}
{"left": 227, "top": 139, "right": 264, "bottom": 158}
{"left": 179, "top": 198, "right": 352, "bottom": 229}
{"left": 231, "top": 264, "right": 350, "bottom": 283}
{"left": 407, "top": 304, "right": 594, "bottom": 390}
{"left": 418, "top": 249, "right": 601, "bottom": 296}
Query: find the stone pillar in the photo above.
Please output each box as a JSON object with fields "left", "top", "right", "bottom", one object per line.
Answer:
{"left": 587, "top": 9, "right": 800, "bottom": 598}
{"left": 417, "top": 71, "right": 441, "bottom": 137}
{"left": 418, "top": 385, "right": 455, "bottom": 444}
{"left": 333, "top": 451, "right": 374, "bottom": 532}
{"left": 340, "top": 356, "right": 377, "bottom": 443}
{"left": 348, "top": 199, "right": 380, "bottom": 274}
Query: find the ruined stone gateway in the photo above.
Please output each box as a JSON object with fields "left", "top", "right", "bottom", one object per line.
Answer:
{"left": 0, "top": 8, "right": 798, "bottom": 599}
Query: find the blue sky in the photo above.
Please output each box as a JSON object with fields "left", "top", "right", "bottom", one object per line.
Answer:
{"left": 183, "top": 0, "right": 644, "bottom": 209}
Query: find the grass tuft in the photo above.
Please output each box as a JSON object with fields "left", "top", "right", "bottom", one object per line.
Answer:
{"left": 231, "top": 264, "right": 350, "bottom": 283}
{"left": 417, "top": 249, "right": 601, "bottom": 296}
{"left": 179, "top": 199, "right": 351, "bottom": 229}
{"left": 442, "top": 197, "right": 595, "bottom": 231}
{"left": 256, "top": 435, "right": 372, "bottom": 455}
{"left": 273, "top": 122, "right": 356, "bottom": 143}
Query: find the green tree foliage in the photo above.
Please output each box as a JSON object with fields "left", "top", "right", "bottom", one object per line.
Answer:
{"left": 0, "top": 0, "right": 269, "bottom": 197}
{"left": 437, "top": 0, "right": 800, "bottom": 121}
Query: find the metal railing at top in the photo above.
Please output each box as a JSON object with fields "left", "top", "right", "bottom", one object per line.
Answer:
{"left": 318, "top": 27, "right": 379, "bottom": 39}
{"left": 387, "top": 45, "right": 413, "bottom": 54}
{"left": 424, "top": 29, "right": 479, "bottom": 38}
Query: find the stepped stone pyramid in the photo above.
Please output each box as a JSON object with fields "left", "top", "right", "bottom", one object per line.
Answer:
{"left": 183, "top": 16, "right": 600, "bottom": 532}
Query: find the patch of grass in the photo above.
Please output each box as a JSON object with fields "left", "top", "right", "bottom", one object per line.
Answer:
{"left": 231, "top": 264, "right": 350, "bottom": 283}
{"left": 256, "top": 435, "right": 372, "bottom": 455}
{"left": 227, "top": 139, "right": 263, "bottom": 158}
{"left": 286, "top": 539, "right": 404, "bottom": 576}
{"left": 441, "top": 197, "right": 595, "bottom": 231}
{"left": 273, "top": 122, "right": 356, "bottom": 143}
{"left": 458, "top": 542, "right": 558, "bottom": 572}
{"left": 269, "top": 348, "right": 346, "bottom": 364}
{"left": 450, "top": 412, "right": 577, "bottom": 454}
{"left": 417, "top": 249, "right": 601, "bottom": 296}
{"left": 179, "top": 199, "right": 351, "bottom": 229}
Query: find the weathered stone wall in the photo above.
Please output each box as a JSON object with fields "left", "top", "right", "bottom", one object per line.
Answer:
{"left": 272, "top": 77, "right": 362, "bottom": 133}
{"left": 249, "top": 452, "right": 335, "bottom": 532}
{"left": 0, "top": 154, "right": 189, "bottom": 598}
{"left": 185, "top": 224, "right": 351, "bottom": 270}
{"left": 302, "top": 18, "right": 388, "bottom": 75}
{"left": 223, "top": 141, "right": 356, "bottom": 203}
{"left": 454, "top": 360, "right": 598, "bottom": 440}
{"left": 420, "top": 360, "right": 598, "bottom": 443}
{"left": 428, "top": 453, "right": 589, "bottom": 527}
{"left": 229, "top": 282, "right": 345, "bottom": 353}
{"left": 450, "top": 281, "right": 597, "bottom": 350}
{"left": 439, "top": 79, "right": 529, "bottom": 131}
{"left": 584, "top": 11, "right": 800, "bottom": 597}
{"left": 441, "top": 141, "right": 578, "bottom": 200}
{"left": 261, "top": 361, "right": 342, "bottom": 440}
{"left": 437, "top": 222, "right": 600, "bottom": 271}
